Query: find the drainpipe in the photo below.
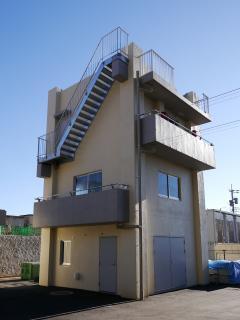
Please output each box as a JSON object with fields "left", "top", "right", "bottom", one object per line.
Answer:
{"left": 136, "top": 70, "right": 144, "bottom": 300}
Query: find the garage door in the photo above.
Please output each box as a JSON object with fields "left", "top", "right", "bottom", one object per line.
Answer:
{"left": 153, "top": 236, "right": 186, "bottom": 293}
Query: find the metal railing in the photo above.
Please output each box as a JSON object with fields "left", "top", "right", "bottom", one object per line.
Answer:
{"left": 38, "top": 27, "right": 129, "bottom": 161}
{"left": 138, "top": 49, "right": 174, "bottom": 87}
{"left": 194, "top": 93, "right": 210, "bottom": 114}
{"left": 35, "top": 183, "right": 129, "bottom": 201}
{"left": 138, "top": 50, "right": 210, "bottom": 115}
{"left": 140, "top": 110, "right": 214, "bottom": 146}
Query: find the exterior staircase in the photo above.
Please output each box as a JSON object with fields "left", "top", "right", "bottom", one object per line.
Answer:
{"left": 37, "top": 27, "right": 128, "bottom": 171}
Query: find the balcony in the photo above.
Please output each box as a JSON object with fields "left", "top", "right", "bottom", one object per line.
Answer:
{"left": 141, "top": 112, "right": 216, "bottom": 171}
{"left": 33, "top": 184, "right": 129, "bottom": 228}
{"left": 138, "top": 50, "right": 211, "bottom": 125}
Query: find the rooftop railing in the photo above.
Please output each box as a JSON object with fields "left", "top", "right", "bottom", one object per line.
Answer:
{"left": 138, "top": 49, "right": 174, "bottom": 87}
{"left": 194, "top": 93, "right": 210, "bottom": 114}
{"left": 35, "top": 183, "right": 129, "bottom": 202}
{"left": 38, "top": 27, "right": 129, "bottom": 161}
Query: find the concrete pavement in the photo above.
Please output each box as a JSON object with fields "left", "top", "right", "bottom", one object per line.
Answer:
{"left": 53, "top": 286, "right": 240, "bottom": 320}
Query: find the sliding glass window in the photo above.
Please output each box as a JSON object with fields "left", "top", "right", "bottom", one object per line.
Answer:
{"left": 75, "top": 171, "right": 102, "bottom": 195}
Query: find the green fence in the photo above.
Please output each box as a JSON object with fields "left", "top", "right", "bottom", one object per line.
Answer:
{"left": 0, "top": 225, "right": 40, "bottom": 236}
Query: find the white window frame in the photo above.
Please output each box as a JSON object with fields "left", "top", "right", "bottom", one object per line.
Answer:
{"left": 60, "top": 240, "right": 72, "bottom": 266}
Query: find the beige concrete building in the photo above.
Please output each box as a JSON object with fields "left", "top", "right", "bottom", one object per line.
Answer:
{"left": 33, "top": 27, "right": 216, "bottom": 299}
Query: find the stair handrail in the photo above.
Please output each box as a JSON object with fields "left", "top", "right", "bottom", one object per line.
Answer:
{"left": 46, "top": 27, "right": 128, "bottom": 158}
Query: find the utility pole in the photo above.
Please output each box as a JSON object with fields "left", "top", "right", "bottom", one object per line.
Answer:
{"left": 229, "top": 184, "right": 239, "bottom": 213}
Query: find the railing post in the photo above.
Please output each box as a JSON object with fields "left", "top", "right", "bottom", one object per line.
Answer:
{"left": 102, "top": 38, "right": 103, "bottom": 61}
{"left": 151, "top": 50, "right": 153, "bottom": 73}
{"left": 117, "top": 27, "right": 119, "bottom": 53}
{"left": 37, "top": 137, "right": 40, "bottom": 162}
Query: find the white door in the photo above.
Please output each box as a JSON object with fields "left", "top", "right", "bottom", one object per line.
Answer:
{"left": 99, "top": 236, "right": 117, "bottom": 293}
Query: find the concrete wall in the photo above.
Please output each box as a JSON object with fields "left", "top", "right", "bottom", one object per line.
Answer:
{"left": 0, "top": 236, "right": 40, "bottom": 277}
{"left": 142, "top": 154, "right": 198, "bottom": 295}
{"left": 40, "top": 44, "right": 140, "bottom": 299}
{"left": 6, "top": 215, "right": 33, "bottom": 227}
{"left": 209, "top": 243, "right": 240, "bottom": 260}
{"left": 48, "top": 225, "right": 138, "bottom": 299}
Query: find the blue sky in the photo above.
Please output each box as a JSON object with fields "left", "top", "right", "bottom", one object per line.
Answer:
{"left": 0, "top": 0, "right": 239, "bottom": 214}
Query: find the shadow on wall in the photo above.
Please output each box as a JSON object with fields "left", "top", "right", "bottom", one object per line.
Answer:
{"left": 0, "top": 281, "right": 131, "bottom": 320}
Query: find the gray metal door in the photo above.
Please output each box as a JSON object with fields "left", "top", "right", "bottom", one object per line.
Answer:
{"left": 153, "top": 236, "right": 186, "bottom": 293}
{"left": 99, "top": 236, "right": 117, "bottom": 294}
{"left": 153, "top": 237, "right": 172, "bottom": 292}
{"left": 170, "top": 237, "right": 186, "bottom": 289}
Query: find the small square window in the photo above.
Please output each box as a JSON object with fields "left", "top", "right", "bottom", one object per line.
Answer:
{"left": 60, "top": 240, "right": 71, "bottom": 266}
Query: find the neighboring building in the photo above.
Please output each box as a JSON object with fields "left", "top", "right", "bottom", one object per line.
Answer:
{"left": 0, "top": 209, "right": 33, "bottom": 227}
{"left": 207, "top": 209, "right": 240, "bottom": 260}
{"left": 0, "top": 210, "right": 6, "bottom": 225}
{"left": 33, "top": 27, "right": 215, "bottom": 299}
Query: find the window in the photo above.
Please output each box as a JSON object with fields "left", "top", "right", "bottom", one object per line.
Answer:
{"left": 168, "top": 175, "right": 179, "bottom": 200}
{"left": 158, "top": 172, "right": 180, "bottom": 200}
{"left": 60, "top": 240, "right": 71, "bottom": 265}
{"left": 158, "top": 172, "right": 168, "bottom": 197}
{"left": 75, "top": 171, "right": 102, "bottom": 195}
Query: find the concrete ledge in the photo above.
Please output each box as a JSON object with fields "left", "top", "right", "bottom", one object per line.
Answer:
{"left": 140, "top": 71, "right": 211, "bottom": 125}
{"left": 33, "top": 189, "right": 129, "bottom": 228}
{"left": 141, "top": 114, "right": 216, "bottom": 171}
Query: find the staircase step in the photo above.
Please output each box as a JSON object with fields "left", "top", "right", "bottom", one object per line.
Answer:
{"left": 89, "top": 91, "right": 105, "bottom": 102}
{"left": 102, "top": 65, "right": 112, "bottom": 77}
{"left": 62, "top": 144, "right": 77, "bottom": 152}
{"left": 65, "top": 139, "right": 79, "bottom": 147}
{"left": 103, "top": 65, "right": 112, "bottom": 73}
{"left": 61, "top": 150, "right": 75, "bottom": 158}
{"left": 68, "top": 133, "right": 83, "bottom": 142}
{"left": 70, "top": 127, "right": 86, "bottom": 136}
{"left": 76, "top": 116, "right": 91, "bottom": 125}
{"left": 87, "top": 97, "right": 101, "bottom": 107}
{"left": 80, "top": 110, "right": 95, "bottom": 120}
{"left": 96, "top": 78, "right": 111, "bottom": 90}
{"left": 73, "top": 122, "right": 89, "bottom": 130}
{"left": 93, "top": 84, "right": 107, "bottom": 96}
{"left": 83, "top": 104, "right": 98, "bottom": 113}
{"left": 100, "top": 71, "right": 114, "bottom": 83}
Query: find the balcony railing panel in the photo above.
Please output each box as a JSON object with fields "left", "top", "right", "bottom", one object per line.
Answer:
{"left": 33, "top": 184, "right": 129, "bottom": 228}
{"left": 141, "top": 112, "right": 215, "bottom": 171}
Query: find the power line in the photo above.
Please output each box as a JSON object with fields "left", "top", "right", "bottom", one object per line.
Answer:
{"left": 200, "top": 120, "right": 240, "bottom": 132}
{"left": 209, "top": 87, "right": 240, "bottom": 101}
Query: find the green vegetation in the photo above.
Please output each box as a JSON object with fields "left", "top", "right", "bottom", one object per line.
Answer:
{"left": 0, "top": 226, "right": 40, "bottom": 236}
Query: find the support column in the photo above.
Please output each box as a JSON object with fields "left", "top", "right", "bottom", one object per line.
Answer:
{"left": 39, "top": 228, "right": 55, "bottom": 286}
{"left": 192, "top": 171, "right": 209, "bottom": 285}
